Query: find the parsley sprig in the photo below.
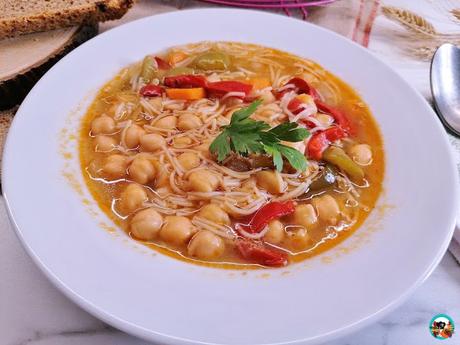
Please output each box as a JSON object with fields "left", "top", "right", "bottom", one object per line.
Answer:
{"left": 209, "top": 100, "right": 310, "bottom": 172}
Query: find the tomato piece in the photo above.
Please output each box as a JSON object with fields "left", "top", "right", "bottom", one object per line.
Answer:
{"left": 286, "top": 77, "right": 320, "bottom": 100}
{"left": 307, "top": 127, "right": 348, "bottom": 160}
{"left": 307, "top": 131, "right": 329, "bottom": 160}
{"left": 139, "top": 84, "right": 163, "bottom": 97}
{"left": 236, "top": 239, "right": 288, "bottom": 267}
{"left": 304, "top": 120, "right": 316, "bottom": 128}
{"left": 239, "top": 201, "right": 296, "bottom": 234}
{"left": 164, "top": 75, "right": 207, "bottom": 88}
{"left": 324, "top": 126, "right": 347, "bottom": 142}
{"left": 316, "top": 100, "right": 351, "bottom": 132}
{"left": 287, "top": 98, "right": 303, "bottom": 114}
{"left": 207, "top": 81, "right": 253, "bottom": 98}
{"left": 154, "top": 56, "right": 171, "bottom": 70}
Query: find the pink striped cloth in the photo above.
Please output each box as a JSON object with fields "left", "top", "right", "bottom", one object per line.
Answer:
{"left": 306, "top": 0, "right": 380, "bottom": 47}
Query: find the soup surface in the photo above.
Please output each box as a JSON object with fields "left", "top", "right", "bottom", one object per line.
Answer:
{"left": 80, "top": 41, "right": 384, "bottom": 268}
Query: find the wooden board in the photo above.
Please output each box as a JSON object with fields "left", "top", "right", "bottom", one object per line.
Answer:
{"left": 0, "top": 24, "right": 98, "bottom": 110}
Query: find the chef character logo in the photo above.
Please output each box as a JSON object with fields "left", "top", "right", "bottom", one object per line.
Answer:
{"left": 430, "top": 314, "right": 455, "bottom": 339}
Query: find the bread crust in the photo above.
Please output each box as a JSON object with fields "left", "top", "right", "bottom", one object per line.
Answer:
{"left": 0, "top": 0, "right": 134, "bottom": 39}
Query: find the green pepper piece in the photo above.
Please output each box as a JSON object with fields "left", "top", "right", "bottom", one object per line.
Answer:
{"left": 193, "top": 51, "right": 231, "bottom": 70}
{"left": 140, "top": 55, "right": 157, "bottom": 83}
{"left": 309, "top": 165, "right": 337, "bottom": 191}
{"left": 164, "top": 66, "right": 195, "bottom": 77}
{"left": 323, "top": 146, "right": 364, "bottom": 182}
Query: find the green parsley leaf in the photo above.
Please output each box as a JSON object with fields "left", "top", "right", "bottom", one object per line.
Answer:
{"left": 231, "top": 99, "right": 263, "bottom": 124}
{"left": 264, "top": 144, "right": 283, "bottom": 171}
{"left": 209, "top": 131, "right": 230, "bottom": 161}
{"left": 209, "top": 100, "right": 310, "bottom": 172}
{"left": 269, "top": 122, "right": 310, "bottom": 142}
{"left": 277, "top": 144, "right": 308, "bottom": 172}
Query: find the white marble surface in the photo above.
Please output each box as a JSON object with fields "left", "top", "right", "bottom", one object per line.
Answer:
{"left": 2, "top": 1, "right": 460, "bottom": 344}
{"left": 1, "top": 193, "right": 459, "bottom": 345}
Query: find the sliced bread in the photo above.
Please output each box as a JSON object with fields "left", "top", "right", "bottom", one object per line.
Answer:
{"left": 0, "top": 0, "right": 133, "bottom": 39}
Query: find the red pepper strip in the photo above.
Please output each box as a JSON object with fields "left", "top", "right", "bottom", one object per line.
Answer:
{"left": 315, "top": 100, "right": 351, "bottom": 132}
{"left": 324, "top": 126, "right": 347, "bottom": 142}
{"left": 243, "top": 95, "right": 260, "bottom": 103}
{"left": 139, "top": 84, "right": 163, "bottom": 97}
{"left": 236, "top": 239, "right": 288, "bottom": 267}
{"left": 206, "top": 81, "right": 253, "bottom": 98}
{"left": 241, "top": 201, "right": 296, "bottom": 234}
{"left": 307, "top": 126, "right": 348, "bottom": 160}
{"left": 286, "top": 98, "right": 315, "bottom": 128}
{"left": 286, "top": 77, "right": 320, "bottom": 100}
{"left": 307, "top": 131, "right": 329, "bottom": 160}
{"left": 164, "top": 75, "right": 207, "bottom": 88}
{"left": 287, "top": 97, "right": 303, "bottom": 114}
{"left": 154, "top": 56, "right": 171, "bottom": 70}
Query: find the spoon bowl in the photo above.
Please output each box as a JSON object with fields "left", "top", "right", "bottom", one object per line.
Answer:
{"left": 431, "top": 43, "right": 460, "bottom": 137}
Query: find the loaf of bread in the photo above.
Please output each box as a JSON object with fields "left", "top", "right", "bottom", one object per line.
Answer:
{"left": 0, "top": 0, "right": 134, "bottom": 39}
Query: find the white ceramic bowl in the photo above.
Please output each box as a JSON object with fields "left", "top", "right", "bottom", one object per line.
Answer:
{"left": 3, "top": 9, "right": 459, "bottom": 345}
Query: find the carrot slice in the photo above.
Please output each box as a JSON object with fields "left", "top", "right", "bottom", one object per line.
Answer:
{"left": 166, "top": 87, "right": 205, "bottom": 100}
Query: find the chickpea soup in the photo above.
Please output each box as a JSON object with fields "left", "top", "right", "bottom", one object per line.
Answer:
{"left": 80, "top": 42, "right": 384, "bottom": 268}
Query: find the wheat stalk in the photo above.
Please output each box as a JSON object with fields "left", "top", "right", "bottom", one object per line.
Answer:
{"left": 382, "top": 6, "right": 437, "bottom": 36}
{"left": 413, "top": 38, "right": 460, "bottom": 60}
{"left": 381, "top": 6, "right": 460, "bottom": 61}
{"left": 452, "top": 9, "right": 460, "bottom": 22}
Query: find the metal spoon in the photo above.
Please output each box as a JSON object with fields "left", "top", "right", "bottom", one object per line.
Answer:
{"left": 431, "top": 43, "right": 460, "bottom": 137}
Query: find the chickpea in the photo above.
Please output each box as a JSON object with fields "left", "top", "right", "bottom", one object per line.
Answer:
{"left": 94, "top": 135, "right": 116, "bottom": 152}
{"left": 151, "top": 160, "right": 170, "bottom": 188}
{"left": 260, "top": 90, "right": 276, "bottom": 104}
{"left": 256, "top": 170, "right": 286, "bottom": 194}
{"left": 124, "top": 124, "right": 145, "bottom": 149}
{"left": 173, "top": 136, "right": 193, "bottom": 148}
{"left": 119, "top": 183, "right": 148, "bottom": 214}
{"left": 198, "top": 204, "right": 230, "bottom": 225}
{"left": 130, "top": 208, "right": 163, "bottom": 240}
{"left": 348, "top": 144, "right": 372, "bottom": 166}
{"left": 128, "top": 157, "right": 156, "bottom": 184}
{"left": 292, "top": 204, "right": 318, "bottom": 228}
{"left": 177, "top": 114, "right": 202, "bottom": 131}
{"left": 102, "top": 154, "right": 128, "bottom": 179}
{"left": 312, "top": 194, "right": 340, "bottom": 225}
{"left": 91, "top": 115, "right": 116, "bottom": 135}
{"left": 193, "top": 141, "right": 211, "bottom": 159}
{"left": 264, "top": 220, "right": 285, "bottom": 244}
{"left": 241, "top": 178, "right": 256, "bottom": 192}
{"left": 177, "top": 152, "right": 200, "bottom": 171}
{"left": 148, "top": 97, "right": 163, "bottom": 111}
{"left": 154, "top": 116, "right": 177, "bottom": 129}
{"left": 140, "top": 133, "right": 165, "bottom": 152}
{"left": 296, "top": 94, "right": 315, "bottom": 108}
{"left": 160, "top": 216, "right": 195, "bottom": 246}
{"left": 289, "top": 227, "right": 311, "bottom": 250}
{"left": 188, "top": 170, "right": 221, "bottom": 192}
{"left": 315, "top": 113, "right": 333, "bottom": 127}
{"left": 188, "top": 230, "right": 225, "bottom": 260}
